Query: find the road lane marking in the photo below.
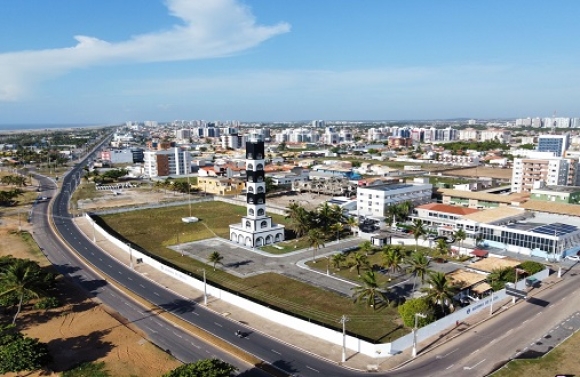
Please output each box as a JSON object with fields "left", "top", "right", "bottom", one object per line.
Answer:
{"left": 446, "top": 364, "right": 454, "bottom": 370}
{"left": 140, "top": 284, "right": 145, "bottom": 288}
{"left": 271, "top": 349, "right": 281, "bottom": 355}
{"left": 191, "top": 342, "right": 201, "bottom": 349}
{"left": 192, "top": 312, "right": 199, "bottom": 316}
{"left": 535, "top": 311, "right": 542, "bottom": 316}
{"left": 154, "top": 292, "right": 160, "bottom": 296}
{"left": 470, "top": 349, "right": 479, "bottom": 355}
{"left": 463, "top": 359, "right": 486, "bottom": 370}
{"left": 306, "top": 366, "right": 319, "bottom": 373}
{"left": 214, "top": 322, "right": 222, "bottom": 327}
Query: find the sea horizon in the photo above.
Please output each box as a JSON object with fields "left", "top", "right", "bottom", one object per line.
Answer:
{"left": 0, "top": 123, "right": 112, "bottom": 132}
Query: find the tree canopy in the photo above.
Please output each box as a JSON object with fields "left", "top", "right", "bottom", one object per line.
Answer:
{"left": 0, "top": 325, "right": 51, "bottom": 375}
{"left": 163, "top": 358, "right": 237, "bottom": 377}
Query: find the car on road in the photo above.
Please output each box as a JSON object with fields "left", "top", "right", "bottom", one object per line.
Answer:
{"left": 565, "top": 255, "right": 580, "bottom": 261}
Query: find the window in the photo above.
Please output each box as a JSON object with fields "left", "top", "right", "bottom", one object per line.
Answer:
{"left": 247, "top": 163, "right": 254, "bottom": 170}
{"left": 248, "top": 187, "right": 254, "bottom": 193}
{"left": 245, "top": 221, "right": 251, "bottom": 229}
{"left": 257, "top": 164, "right": 264, "bottom": 170}
{"left": 258, "top": 209, "right": 265, "bottom": 216}
{"left": 261, "top": 221, "right": 268, "bottom": 228}
{"left": 248, "top": 209, "right": 254, "bottom": 216}
{"left": 257, "top": 186, "right": 264, "bottom": 193}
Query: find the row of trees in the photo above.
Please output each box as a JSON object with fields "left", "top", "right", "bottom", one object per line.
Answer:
{"left": 0, "top": 174, "right": 28, "bottom": 187}
{"left": 0, "top": 188, "right": 24, "bottom": 206}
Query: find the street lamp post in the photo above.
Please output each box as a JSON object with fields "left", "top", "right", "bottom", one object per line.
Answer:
{"left": 326, "top": 256, "right": 330, "bottom": 275}
{"left": 127, "top": 242, "right": 133, "bottom": 269}
{"left": 339, "top": 315, "right": 349, "bottom": 363}
{"left": 412, "top": 312, "right": 427, "bottom": 358}
{"left": 200, "top": 268, "right": 208, "bottom": 305}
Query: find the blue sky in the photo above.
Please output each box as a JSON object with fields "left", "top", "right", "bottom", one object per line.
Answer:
{"left": 1, "top": 0, "right": 580, "bottom": 125}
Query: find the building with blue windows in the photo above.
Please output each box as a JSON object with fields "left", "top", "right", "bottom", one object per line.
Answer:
{"left": 537, "top": 134, "right": 570, "bottom": 157}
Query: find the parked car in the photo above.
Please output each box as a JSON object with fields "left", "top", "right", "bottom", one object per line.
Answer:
{"left": 565, "top": 255, "right": 580, "bottom": 261}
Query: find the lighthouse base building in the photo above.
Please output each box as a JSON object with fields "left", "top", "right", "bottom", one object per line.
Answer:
{"left": 229, "top": 139, "right": 285, "bottom": 247}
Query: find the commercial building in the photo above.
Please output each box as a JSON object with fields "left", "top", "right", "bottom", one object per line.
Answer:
{"left": 529, "top": 185, "right": 580, "bottom": 205}
{"left": 356, "top": 178, "right": 432, "bottom": 218}
{"left": 455, "top": 207, "right": 580, "bottom": 259}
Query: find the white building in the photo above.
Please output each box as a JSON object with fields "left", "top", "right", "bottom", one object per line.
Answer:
{"left": 143, "top": 148, "right": 191, "bottom": 178}
{"left": 356, "top": 178, "right": 432, "bottom": 218}
{"left": 511, "top": 156, "right": 578, "bottom": 193}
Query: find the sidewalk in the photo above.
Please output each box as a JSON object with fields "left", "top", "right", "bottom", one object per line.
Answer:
{"left": 72, "top": 216, "right": 563, "bottom": 373}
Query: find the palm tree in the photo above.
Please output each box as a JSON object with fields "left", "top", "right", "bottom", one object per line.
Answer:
{"left": 360, "top": 240, "right": 374, "bottom": 256}
{"left": 487, "top": 267, "right": 512, "bottom": 291}
{"left": 349, "top": 251, "right": 369, "bottom": 277}
{"left": 345, "top": 216, "right": 358, "bottom": 235}
{"left": 331, "top": 253, "right": 346, "bottom": 271}
{"left": 406, "top": 252, "right": 432, "bottom": 294}
{"left": 421, "top": 271, "right": 459, "bottom": 315}
{"left": 434, "top": 238, "right": 449, "bottom": 258}
{"left": 0, "top": 259, "right": 49, "bottom": 324}
{"left": 207, "top": 251, "right": 224, "bottom": 271}
{"left": 351, "top": 271, "right": 388, "bottom": 310}
{"left": 454, "top": 228, "right": 467, "bottom": 256}
{"left": 381, "top": 247, "right": 403, "bottom": 281}
{"left": 307, "top": 229, "right": 325, "bottom": 262}
{"left": 286, "top": 203, "right": 312, "bottom": 237}
{"left": 330, "top": 222, "right": 344, "bottom": 242}
{"left": 410, "top": 219, "right": 426, "bottom": 252}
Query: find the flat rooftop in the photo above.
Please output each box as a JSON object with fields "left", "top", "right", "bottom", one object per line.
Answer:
{"left": 437, "top": 188, "right": 530, "bottom": 204}
{"left": 446, "top": 269, "right": 487, "bottom": 289}
{"left": 469, "top": 257, "right": 521, "bottom": 273}
{"left": 532, "top": 185, "right": 580, "bottom": 193}
{"left": 362, "top": 183, "right": 420, "bottom": 192}
{"left": 461, "top": 206, "right": 527, "bottom": 224}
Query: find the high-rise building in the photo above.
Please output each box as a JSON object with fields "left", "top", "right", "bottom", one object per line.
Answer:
{"left": 143, "top": 147, "right": 191, "bottom": 177}
{"left": 537, "top": 134, "right": 570, "bottom": 157}
{"left": 229, "top": 138, "right": 285, "bottom": 247}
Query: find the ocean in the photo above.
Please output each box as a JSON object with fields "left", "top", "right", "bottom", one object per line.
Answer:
{"left": 0, "top": 124, "right": 108, "bottom": 133}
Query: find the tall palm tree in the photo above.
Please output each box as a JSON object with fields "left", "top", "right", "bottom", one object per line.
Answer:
{"left": 286, "top": 203, "right": 312, "bottom": 237}
{"left": 351, "top": 271, "right": 388, "bottom": 310}
{"left": 434, "top": 238, "right": 449, "bottom": 258}
{"left": 331, "top": 253, "right": 346, "bottom": 271}
{"left": 454, "top": 228, "right": 467, "bottom": 255}
{"left": 207, "top": 251, "right": 224, "bottom": 271}
{"left": 381, "top": 247, "right": 403, "bottom": 281}
{"left": 349, "top": 251, "right": 369, "bottom": 277}
{"left": 307, "top": 229, "right": 325, "bottom": 262}
{"left": 330, "top": 222, "right": 344, "bottom": 242}
{"left": 345, "top": 216, "right": 358, "bottom": 235}
{"left": 410, "top": 219, "right": 426, "bottom": 252}
{"left": 421, "top": 271, "right": 459, "bottom": 315}
{"left": 406, "top": 252, "right": 432, "bottom": 294}
{"left": 0, "top": 259, "right": 49, "bottom": 324}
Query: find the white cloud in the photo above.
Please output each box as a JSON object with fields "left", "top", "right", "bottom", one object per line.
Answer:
{"left": 0, "top": 0, "right": 290, "bottom": 101}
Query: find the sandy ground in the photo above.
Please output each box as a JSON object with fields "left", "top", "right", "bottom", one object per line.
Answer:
{"left": 443, "top": 166, "right": 513, "bottom": 180}
{"left": 0, "top": 213, "right": 180, "bottom": 376}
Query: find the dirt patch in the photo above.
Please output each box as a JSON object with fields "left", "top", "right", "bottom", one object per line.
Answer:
{"left": 0, "top": 226, "right": 181, "bottom": 377}
{"left": 443, "top": 166, "right": 513, "bottom": 180}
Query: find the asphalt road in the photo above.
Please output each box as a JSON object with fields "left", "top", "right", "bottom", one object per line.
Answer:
{"left": 29, "top": 134, "right": 580, "bottom": 377}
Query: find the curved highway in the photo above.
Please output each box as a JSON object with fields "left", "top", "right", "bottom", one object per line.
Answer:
{"left": 31, "top": 134, "right": 580, "bottom": 377}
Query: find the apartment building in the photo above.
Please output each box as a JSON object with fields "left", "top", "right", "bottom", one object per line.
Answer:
{"left": 143, "top": 147, "right": 191, "bottom": 177}
{"left": 537, "top": 134, "right": 570, "bottom": 157}
{"left": 511, "top": 157, "right": 578, "bottom": 193}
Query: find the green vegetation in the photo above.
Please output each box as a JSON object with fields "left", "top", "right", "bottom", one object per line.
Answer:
{"left": 62, "top": 361, "right": 110, "bottom": 377}
{"left": 163, "top": 358, "right": 236, "bottom": 377}
{"left": 0, "top": 324, "right": 51, "bottom": 375}
{"left": 442, "top": 139, "right": 510, "bottom": 152}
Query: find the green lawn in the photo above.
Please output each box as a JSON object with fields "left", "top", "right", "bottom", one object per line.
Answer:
{"left": 97, "top": 201, "right": 409, "bottom": 342}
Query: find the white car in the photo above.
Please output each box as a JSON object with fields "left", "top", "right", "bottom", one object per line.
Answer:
{"left": 565, "top": 255, "right": 580, "bottom": 261}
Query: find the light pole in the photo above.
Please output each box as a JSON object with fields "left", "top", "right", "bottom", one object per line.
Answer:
{"left": 92, "top": 219, "right": 96, "bottom": 242}
{"left": 127, "top": 242, "right": 133, "bottom": 269}
{"left": 412, "top": 312, "right": 427, "bottom": 358}
{"left": 199, "top": 268, "right": 208, "bottom": 305}
{"left": 326, "top": 256, "right": 330, "bottom": 275}
{"left": 339, "top": 315, "right": 349, "bottom": 363}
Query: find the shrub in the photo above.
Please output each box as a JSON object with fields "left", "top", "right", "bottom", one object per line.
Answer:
{"left": 519, "top": 260, "right": 545, "bottom": 275}
{"left": 34, "top": 297, "right": 60, "bottom": 310}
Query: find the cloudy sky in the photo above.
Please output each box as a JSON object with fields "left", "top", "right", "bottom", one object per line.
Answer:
{"left": 1, "top": 0, "right": 580, "bottom": 125}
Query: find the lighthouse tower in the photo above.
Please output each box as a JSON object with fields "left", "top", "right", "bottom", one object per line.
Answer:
{"left": 229, "top": 137, "right": 285, "bottom": 247}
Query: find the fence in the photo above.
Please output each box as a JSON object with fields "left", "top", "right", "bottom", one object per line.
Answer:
{"left": 83, "top": 213, "right": 551, "bottom": 358}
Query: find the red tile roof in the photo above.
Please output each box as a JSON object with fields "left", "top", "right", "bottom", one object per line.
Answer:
{"left": 416, "top": 202, "right": 481, "bottom": 216}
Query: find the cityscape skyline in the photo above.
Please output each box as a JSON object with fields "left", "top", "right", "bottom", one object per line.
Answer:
{"left": 1, "top": 0, "right": 580, "bottom": 125}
